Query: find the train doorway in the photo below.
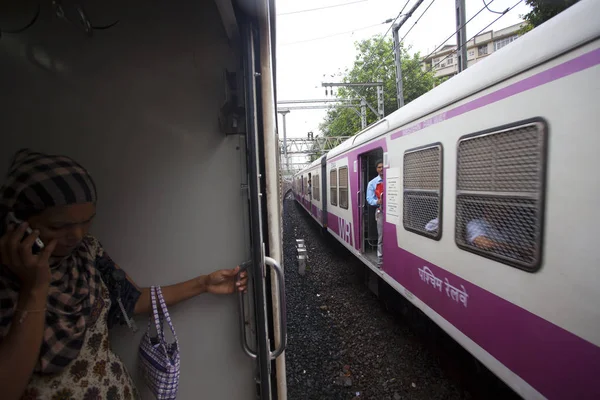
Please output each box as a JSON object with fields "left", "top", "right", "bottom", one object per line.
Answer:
{"left": 358, "top": 148, "right": 383, "bottom": 266}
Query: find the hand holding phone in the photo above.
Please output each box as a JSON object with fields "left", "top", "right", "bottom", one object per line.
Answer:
{"left": 1, "top": 214, "right": 56, "bottom": 290}
{"left": 6, "top": 212, "right": 45, "bottom": 254}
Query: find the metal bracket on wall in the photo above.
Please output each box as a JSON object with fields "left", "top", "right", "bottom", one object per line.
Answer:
{"left": 219, "top": 69, "right": 247, "bottom": 136}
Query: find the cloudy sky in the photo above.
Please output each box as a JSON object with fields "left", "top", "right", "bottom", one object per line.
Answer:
{"left": 275, "top": 0, "right": 531, "bottom": 150}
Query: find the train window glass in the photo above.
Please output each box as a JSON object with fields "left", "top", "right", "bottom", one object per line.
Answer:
{"left": 339, "top": 167, "right": 349, "bottom": 209}
{"left": 403, "top": 144, "right": 442, "bottom": 239}
{"left": 314, "top": 174, "right": 320, "bottom": 201}
{"left": 330, "top": 169, "right": 338, "bottom": 206}
{"left": 455, "top": 120, "right": 546, "bottom": 272}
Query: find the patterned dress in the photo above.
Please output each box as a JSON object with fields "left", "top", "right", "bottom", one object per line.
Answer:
{"left": 20, "top": 279, "right": 140, "bottom": 400}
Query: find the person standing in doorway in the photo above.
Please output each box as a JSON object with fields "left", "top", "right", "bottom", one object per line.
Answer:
{"left": 366, "top": 160, "right": 384, "bottom": 267}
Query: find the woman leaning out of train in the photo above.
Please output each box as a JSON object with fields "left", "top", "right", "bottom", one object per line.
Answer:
{"left": 0, "top": 149, "right": 248, "bottom": 400}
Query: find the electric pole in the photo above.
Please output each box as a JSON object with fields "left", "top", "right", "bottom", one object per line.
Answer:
{"left": 391, "top": 0, "right": 425, "bottom": 108}
{"left": 392, "top": 25, "right": 403, "bottom": 108}
{"left": 278, "top": 110, "right": 290, "bottom": 172}
{"left": 456, "top": 0, "right": 468, "bottom": 72}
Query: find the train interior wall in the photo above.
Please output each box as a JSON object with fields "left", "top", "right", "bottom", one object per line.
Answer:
{"left": 0, "top": 0, "right": 256, "bottom": 398}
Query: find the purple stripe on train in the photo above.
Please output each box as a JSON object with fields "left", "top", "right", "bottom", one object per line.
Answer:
{"left": 390, "top": 48, "right": 600, "bottom": 140}
{"left": 382, "top": 222, "right": 600, "bottom": 399}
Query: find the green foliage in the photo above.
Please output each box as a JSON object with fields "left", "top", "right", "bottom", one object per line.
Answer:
{"left": 521, "top": 0, "right": 580, "bottom": 32}
{"left": 317, "top": 36, "right": 439, "bottom": 144}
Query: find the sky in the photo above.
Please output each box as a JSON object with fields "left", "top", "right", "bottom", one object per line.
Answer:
{"left": 275, "top": 0, "right": 531, "bottom": 158}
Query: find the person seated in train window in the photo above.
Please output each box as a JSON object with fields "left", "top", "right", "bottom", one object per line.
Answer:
{"left": 466, "top": 206, "right": 533, "bottom": 260}
{"left": 425, "top": 218, "right": 438, "bottom": 233}
{"left": 0, "top": 149, "right": 249, "bottom": 400}
{"left": 366, "top": 160, "right": 384, "bottom": 267}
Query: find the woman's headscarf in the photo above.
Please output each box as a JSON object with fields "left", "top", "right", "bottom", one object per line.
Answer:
{"left": 0, "top": 149, "right": 103, "bottom": 374}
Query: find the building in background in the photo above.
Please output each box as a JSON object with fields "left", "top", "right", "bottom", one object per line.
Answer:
{"left": 421, "top": 22, "right": 527, "bottom": 78}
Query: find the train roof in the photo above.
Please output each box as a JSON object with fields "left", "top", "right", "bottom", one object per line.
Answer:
{"left": 325, "top": 0, "right": 600, "bottom": 160}
{"left": 294, "top": 155, "right": 324, "bottom": 177}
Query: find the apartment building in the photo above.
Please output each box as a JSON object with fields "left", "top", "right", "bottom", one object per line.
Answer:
{"left": 421, "top": 22, "right": 528, "bottom": 78}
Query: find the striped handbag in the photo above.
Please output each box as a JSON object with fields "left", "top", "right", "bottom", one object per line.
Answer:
{"left": 138, "top": 286, "right": 181, "bottom": 400}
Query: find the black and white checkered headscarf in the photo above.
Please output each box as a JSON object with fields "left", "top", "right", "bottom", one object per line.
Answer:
{"left": 0, "top": 149, "right": 103, "bottom": 374}
{"left": 0, "top": 148, "right": 97, "bottom": 216}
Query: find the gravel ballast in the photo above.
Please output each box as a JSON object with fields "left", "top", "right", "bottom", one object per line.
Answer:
{"left": 283, "top": 198, "right": 521, "bottom": 400}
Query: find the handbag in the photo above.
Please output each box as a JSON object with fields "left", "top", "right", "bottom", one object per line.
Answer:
{"left": 138, "top": 286, "right": 181, "bottom": 400}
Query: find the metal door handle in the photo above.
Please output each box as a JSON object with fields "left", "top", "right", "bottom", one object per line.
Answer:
{"left": 357, "top": 190, "right": 361, "bottom": 208}
{"left": 237, "top": 260, "right": 256, "bottom": 358}
{"left": 265, "top": 256, "right": 287, "bottom": 359}
{"left": 237, "top": 258, "right": 287, "bottom": 360}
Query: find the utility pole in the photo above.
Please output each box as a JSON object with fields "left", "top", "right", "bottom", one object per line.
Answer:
{"left": 392, "top": 25, "right": 403, "bottom": 108}
{"left": 360, "top": 98, "right": 367, "bottom": 129}
{"left": 456, "top": 0, "right": 468, "bottom": 72}
{"left": 278, "top": 110, "right": 290, "bottom": 171}
{"left": 391, "top": 0, "right": 425, "bottom": 108}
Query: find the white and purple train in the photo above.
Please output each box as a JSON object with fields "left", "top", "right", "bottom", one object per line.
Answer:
{"left": 292, "top": 1, "right": 600, "bottom": 399}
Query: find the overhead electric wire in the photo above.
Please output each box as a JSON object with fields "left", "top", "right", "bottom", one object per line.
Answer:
{"left": 280, "top": 22, "right": 388, "bottom": 46}
{"left": 355, "top": 0, "right": 412, "bottom": 71}
{"left": 370, "top": 0, "right": 438, "bottom": 77}
{"left": 482, "top": 0, "right": 505, "bottom": 14}
{"left": 278, "top": 0, "right": 367, "bottom": 16}
{"left": 420, "top": 0, "right": 523, "bottom": 78}
{"left": 419, "top": 0, "right": 496, "bottom": 69}
{"left": 399, "top": 0, "right": 438, "bottom": 44}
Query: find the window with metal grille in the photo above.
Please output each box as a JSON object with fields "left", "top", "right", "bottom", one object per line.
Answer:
{"left": 455, "top": 120, "right": 546, "bottom": 271}
{"left": 403, "top": 144, "right": 443, "bottom": 239}
{"left": 339, "top": 167, "right": 349, "bottom": 209}
{"left": 330, "top": 169, "right": 338, "bottom": 206}
{"left": 313, "top": 174, "right": 320, "bottom": 201}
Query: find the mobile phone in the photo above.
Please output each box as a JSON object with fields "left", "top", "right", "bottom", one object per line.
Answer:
{"left": 6, "top": 212, "right": 45, "bottom": 254}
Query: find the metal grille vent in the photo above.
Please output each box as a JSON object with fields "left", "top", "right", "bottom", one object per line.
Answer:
{"left": 457, "top": 124, "right": 544, "bottom": 193}
{"left": 404, "top": 146, "right": 441, "bottom": 190}
{"left": 403, "top": 145, "right": 442, "bottom": 239}
{"left": 456, "top": 121, "right": 546, "bottom": 271}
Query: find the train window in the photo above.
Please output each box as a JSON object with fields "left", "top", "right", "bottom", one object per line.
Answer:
{"left": 330, "top": 169, "right": 338, "bottom": 206}
{"left": 313, "top": 174, "right": 320, "bottom": 201}
{"left": 339, "top": 167, "right": 349, "bottom": 209}
{"left": 403, "top": 144, "right": 443, "bottom": 240}
{"left": 455, "top": 119, "right": 547, "bottom": 272}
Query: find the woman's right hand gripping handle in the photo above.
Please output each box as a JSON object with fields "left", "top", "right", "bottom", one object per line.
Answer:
{"left": 0, "top": 222, "right": 57, "bottom": 400}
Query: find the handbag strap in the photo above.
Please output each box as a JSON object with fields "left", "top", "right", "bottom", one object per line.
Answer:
{"left": 147, "top": 286, "right": 165, "bottom": 342}
{"left": 154, "top": 286, "right": 179, "bottom": 347}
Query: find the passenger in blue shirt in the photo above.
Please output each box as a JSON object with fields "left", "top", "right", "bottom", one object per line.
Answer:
{"left": 366, "top": 160, "right": 384, "bottom": 267}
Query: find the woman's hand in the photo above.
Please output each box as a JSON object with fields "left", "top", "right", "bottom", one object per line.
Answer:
{"left": 0, "top": 222, "right": 57, "bottom": 291}
{"left": 204, "top": 266, "right": 248, "bottom": 295}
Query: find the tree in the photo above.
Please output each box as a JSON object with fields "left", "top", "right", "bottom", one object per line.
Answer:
{"left": 520, "top": 0, "right": 580, "bottom": 33}
{"left": 317, "top": 36, "right": 438, "bottom": 146}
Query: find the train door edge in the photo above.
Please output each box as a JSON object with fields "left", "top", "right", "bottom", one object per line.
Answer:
{"left": 240, "top": 18, "right": 286, "bottom": 400}
{"left": 358, "top": 148, "right": 383, "bottom": 266}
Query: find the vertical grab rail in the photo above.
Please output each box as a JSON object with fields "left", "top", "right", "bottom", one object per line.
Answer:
{"left": 265, "top": 257, "right": 287, "bottom": 359}
{"left": 237, "top": 258, "right": 287, "bottom": 360}
{"left": 237, "top": 260, "right": 256, "bottom": 359}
